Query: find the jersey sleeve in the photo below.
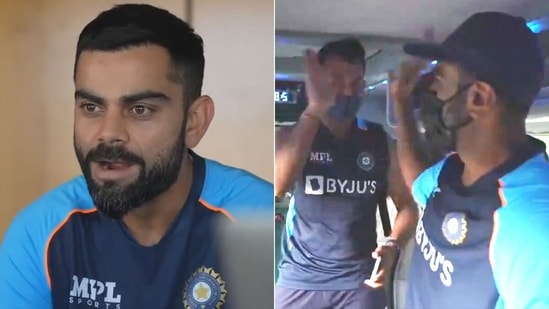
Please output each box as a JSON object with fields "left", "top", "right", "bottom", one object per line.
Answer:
{"left": 411, "top": 157, "right": 447, "bottom": 208}
{"left": 491, "top": 201, "right": 549, "bottom": 309}
{"left": 201, "top": 159, "right": 273, "bottom": 220}
{"left": 222, "top": 171, "right": 273, "bottom": 217}
{"left": 0, "top": 207, "right": 52, "bottom": 308}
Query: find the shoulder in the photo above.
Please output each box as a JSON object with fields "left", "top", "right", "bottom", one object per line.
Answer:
{"left": 200, "top": 158, "right": 273, "bottom": 219}
{"left": 495, "top": 154, "right": 549, "bottom": 239}
{"left": 419, "top": 152, "right": 452, "bottom": 179}
{"left": 6, "top": 176, "right": 95, "bottom": 247}
{"left": 0, "top": 176, "right": 95, "bottom": 291}
{"left": 499, "top": 153, "right": 549, "bottom": 210}
{"left": 8, "top": 176, "right": 94, "bottom": 236}
{"left": 13, "top": 176, "right": 95, "bottom": 229}
{"left": 411, "top": 154, "right": 452, "bottom": 207}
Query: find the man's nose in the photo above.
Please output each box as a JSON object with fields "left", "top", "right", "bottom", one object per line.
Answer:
{"left": 96, "top": 111, "right": 129, "bottom": 145}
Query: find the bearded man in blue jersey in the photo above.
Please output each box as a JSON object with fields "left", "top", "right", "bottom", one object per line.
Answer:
{"left": 0, "top": 4, "right": 272, "bottom": 309}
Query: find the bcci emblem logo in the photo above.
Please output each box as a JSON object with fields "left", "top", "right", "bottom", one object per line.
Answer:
{"left": 441, "top": 212, "right": 468, "bottom": 245}
{"left": 183, "top": 266, "right": 227, "bottom": 309}
{"left": 356, "top": 152, "right": 375, "bottom": 172}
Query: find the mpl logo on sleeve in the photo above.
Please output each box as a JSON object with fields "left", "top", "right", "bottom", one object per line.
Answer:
{"left": 69, "top": 275, "right": 121, "bottom": 309}
{"left": 309, "top": 152, "right": 333, "bottom": 165}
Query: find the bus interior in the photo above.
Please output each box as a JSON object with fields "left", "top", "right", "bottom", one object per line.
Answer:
{"left": 274, "top": 1, "right": 549, "bottom": 307}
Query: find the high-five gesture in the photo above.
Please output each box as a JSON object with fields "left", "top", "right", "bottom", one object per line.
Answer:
{"left": 389, "top": 59, "right": 427, "bottom": 107}
{"left": 303, "top": 49, "right": 337, "bottom": 117}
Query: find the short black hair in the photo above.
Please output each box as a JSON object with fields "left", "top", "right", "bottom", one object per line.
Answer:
{"left": 74, "top": 4, "right": 204, "bottom": 106}
{"left": 318, "top": 38, "right": 366, "bottom": 68}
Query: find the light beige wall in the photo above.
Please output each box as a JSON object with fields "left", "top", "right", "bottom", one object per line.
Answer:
{"left": 193, "top": 0, "right": 274, "bottom": 183}
{"left": 0, "top": 0, "right": 274, "bottom": 238}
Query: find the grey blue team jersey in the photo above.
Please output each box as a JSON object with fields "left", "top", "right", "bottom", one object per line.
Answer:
{"left": 0, "top": 150, "right": 272, "bottom": 309}
{"left": 277, "top": 121, "right": 389, "bottom": 290}
{"left": 407, "top": 137, "right": 549, "bottom": 309}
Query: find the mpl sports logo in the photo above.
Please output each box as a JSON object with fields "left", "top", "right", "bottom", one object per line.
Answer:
{"left": 69, "top": 275, "right": 122, "bottom": 308}
{"left": 309, "top": 152, "right": 333, "bottom": 165}
{"left": 304, "top": 175, "right": 377, "bottom": 195}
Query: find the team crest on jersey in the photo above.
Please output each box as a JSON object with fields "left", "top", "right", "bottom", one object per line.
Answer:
{"left": 441, "top": 212, "right": 468, "bottom": 245}
{"left": 183, "top": 266, "right": 227, "bottom": 309}
{"left": 356, "top": 152, "right": 375, "bottom": 172}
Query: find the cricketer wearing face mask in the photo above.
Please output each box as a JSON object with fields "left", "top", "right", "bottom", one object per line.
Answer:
{"left": 274, "top": 38, "right": 418, "bottom": 309}
{"left": 392, "top": 11, "right": 549, "bottom": 309}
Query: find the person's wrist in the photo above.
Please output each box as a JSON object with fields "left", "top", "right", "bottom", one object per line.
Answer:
{"left": 302, "top": 105, "right": 324, "bottom": 120}
{"left": 383, "top": 237, "right": 400, "bottom": 252}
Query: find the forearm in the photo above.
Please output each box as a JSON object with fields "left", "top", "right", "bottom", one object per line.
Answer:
{"left": 389, "top": 203, "right": 419, "bottom": 247}
{"left": 394, "top": 102, "right": 429, "bottom": 189}
{"left": 274, "top": 112, "right": 321, "bottom": 197}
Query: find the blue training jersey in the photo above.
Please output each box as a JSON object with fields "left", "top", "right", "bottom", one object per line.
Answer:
{"left": 406, "top": 137, "right": 549, "bottom": 309}
{"left": 277, "top": 121, "right": 390, "bottom": 290}
{"left": 0, "top": 151, "right": 273, "bottom": 309}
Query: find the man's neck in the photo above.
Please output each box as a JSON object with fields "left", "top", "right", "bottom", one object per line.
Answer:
{"left": 459, "top": 126, "right": 528, "bottom": 186}
{"left": 122, "top": 156, "right": 194, "bottom": 246}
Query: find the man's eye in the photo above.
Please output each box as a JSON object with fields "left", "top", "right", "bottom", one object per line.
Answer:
{"left": 83, "top": 104, "right": 99, "bottom": 113}
{"left": 130, "top": 105, "right": 152, "bottom": 116}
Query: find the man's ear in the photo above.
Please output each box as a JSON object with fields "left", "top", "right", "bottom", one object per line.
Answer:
{"left": 185, "top": 95, "right": 215, "bottom": 149}
{"left": 467, "top": 81, "right": 496, "bottom": 119}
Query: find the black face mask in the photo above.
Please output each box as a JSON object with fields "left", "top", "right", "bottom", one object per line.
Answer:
{"left": 418, "top": 85, "right": 474, "bottom": 133}
{"left": 327, "top": 95, "right": 362, "bottom": 121}
{"left": 415, "top": 84, "right": 473, "bottom": 156}
{"left": 435, "top": 84, "right": 474, "bottom": 131}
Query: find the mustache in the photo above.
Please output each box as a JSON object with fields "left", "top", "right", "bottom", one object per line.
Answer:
{"left": 85, "top": 144, "right": 145, "bottom": 167}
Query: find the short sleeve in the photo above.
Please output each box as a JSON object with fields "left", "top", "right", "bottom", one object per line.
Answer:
{"left": 0, "top": 208, "right": 52, "bottom": 309}
{"left": 411, "top": 158, "right": 447, "bottom": 208}
{"left": 491, "top": 202, "right": 549, "bottom": 309}
{"left": 201, "top": 159, "right": 274, "bottom": 220}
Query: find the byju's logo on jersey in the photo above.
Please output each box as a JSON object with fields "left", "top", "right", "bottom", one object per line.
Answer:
{"left": 415, "top": 220, "right": 454, "bottom": 287}
{"left": 304, "top": 176, "right": 324, "bottom": 195}
{"left": 69, "top": 275, "right": 121, "bottom": 309}
{"left": 309, "top": 152, "right": 333, "bottom": 164}
{"left": 356, "top": 152, "right": 375, "bottom": 172}
{"left": 183, "top": 266, "right": 227, "bottom": 309}
{"left": 304, "top": 175, "right": 377, "bottom": 195}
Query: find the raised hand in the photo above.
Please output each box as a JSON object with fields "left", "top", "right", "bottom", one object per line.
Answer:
{"left": 389, "top": 59, "right": 427, "bottom": 106}
{"left": 303, "top": 49, "right": 337, "bottom": 117}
